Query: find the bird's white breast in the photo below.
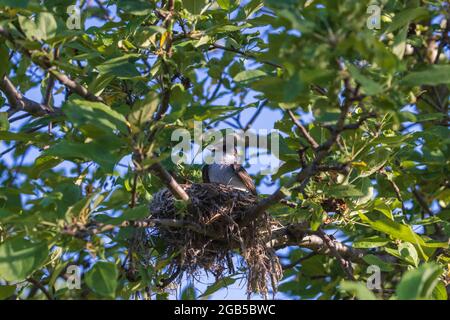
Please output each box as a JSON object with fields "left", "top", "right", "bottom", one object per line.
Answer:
{"left": 208, "top": 164, "right": 248, "bottom": 191}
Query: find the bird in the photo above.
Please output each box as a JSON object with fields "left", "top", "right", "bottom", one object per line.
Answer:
{"left": 202, "top": 139, "right": 257, "bottom": 195}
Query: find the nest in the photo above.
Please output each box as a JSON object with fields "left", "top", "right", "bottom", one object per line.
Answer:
{"left": 146, "top": 183, "right": 282, "bottom": 297}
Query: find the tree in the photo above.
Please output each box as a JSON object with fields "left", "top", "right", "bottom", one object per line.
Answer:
{"left": 0, "top": 0, "right": 448, "bottom": 300}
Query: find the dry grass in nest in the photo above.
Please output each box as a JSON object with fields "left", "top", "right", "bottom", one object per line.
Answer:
{"left": 146, "top": 183, "right": 282, "bottom": 297}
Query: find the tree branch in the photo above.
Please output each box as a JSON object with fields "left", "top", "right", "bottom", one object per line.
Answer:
{"left": 244, "top": 100, "right": 266, "bottom": 131}
{"left": 0, "top": 26, "right": 103, "bottom": 103}
{"left": 209, "top": 43, "right": 282, "bottom": 68}
{"left": 63, "top": 217, "right": 214, "bottom": 238}
{"left": 142, "top": 2, "right": 190, "bottom": 202}
{"left": 149, "top": 162, "right": 190, "bottom": 201}
{"left": 0, "top": 75, "right": 60, "bottom": 117}
{"left": 317, "top": 229, "right": 355, "bottom": 280}
{"left": 242, "top": 81, "right": 356, "bottom": 226}
{"left": 269, "top": 223, "right": 365, "bottom": 262}
{"left": 27, "top": 278, "right": 53, "bottom": 300}
{"left": 287, "top": 109, "right": 319, "bottom": 149}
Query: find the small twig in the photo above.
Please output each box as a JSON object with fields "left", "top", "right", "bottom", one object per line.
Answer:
{"left": 287, "top": 109, "right": 319, "bottom": 149}
{"left": 94, "top": 0, "right": 113, "bottom": 21}
{"left": 0, "top": 123, "right": 49, "bottom": 158}
{"left": 382, "top": 171, "right": 406, "bottom": 213}
{"left": 157, "top": 265, "right": 184, "bottom": 288}
{"left": 244, "top": 100, "right": 266, "bottom": 131}
{"left": 413, "top": 188, "right": 444, "bottom": 238}
{"left": 433, "top": 14, "right": 449, "bottom": 64}
{"left": 9, "top": 113, "right": 31, "bottom": 123}
{"left": 27, "top": 278, "right": 53, "bottom": 300}
{"left": 210, "top": 43, "right": 282, "bottom": 68}
{"left": 130, "top": 172, "right": 138, "bottom": 208}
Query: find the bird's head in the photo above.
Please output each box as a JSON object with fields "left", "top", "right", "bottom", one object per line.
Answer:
{"left": 210, "top": 136, "right": 238, "bottom": 155}
{"left": 207, "top": 135, "right": 241, "bottom": 165}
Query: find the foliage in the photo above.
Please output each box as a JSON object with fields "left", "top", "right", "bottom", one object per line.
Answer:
{"left": 0, "top": 0, "right": 449, "bottom": 300}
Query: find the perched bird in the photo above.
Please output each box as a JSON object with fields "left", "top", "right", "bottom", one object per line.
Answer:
{"left": 202, "top": 140, "right": 256, "bottom": 195}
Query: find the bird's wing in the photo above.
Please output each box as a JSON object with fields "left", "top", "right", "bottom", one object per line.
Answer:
{"left": 232, "top": 164, "right": 257, "bottom": 195}
{"left": 202, "top": 165, "right": 210, "bottom": 183}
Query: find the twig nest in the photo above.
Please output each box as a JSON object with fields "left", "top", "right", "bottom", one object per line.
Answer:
{"left": 148, "top": 183, "right": 282, "bottom": 297}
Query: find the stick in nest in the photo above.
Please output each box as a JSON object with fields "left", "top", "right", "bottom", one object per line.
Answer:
{"left": 143, "top": 183, "right": 282, "bottom": 297}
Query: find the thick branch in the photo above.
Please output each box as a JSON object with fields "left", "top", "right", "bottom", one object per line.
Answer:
{"left": 49, "top": 69, "right": 103, "bottom": 103}
{"left": 149, "top": 162, "right": 190, "bottom": 201}
{"left": 0, "top": 76, "right": 59, "bottom": 116}
{"left": 269, "top": 223, "right": 364, "bottom": 262}
{"left": 318, "top": 229, "right": 355, "bottom": 280}
{"left": 144, "top": 2, "right": 189, "bottom": 202}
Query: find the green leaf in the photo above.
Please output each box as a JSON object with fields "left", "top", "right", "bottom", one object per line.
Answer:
{"left": 97, "top": 55, "right": 141, "bottom": 79}
{"left": 398, "top": 242, "right": 419, "bottom": 267}
{"left": 386, "top": 7, "right": 429, "bottom": 33}
{"left": 323, "top": 184, "right": 364, "bottom": 197}
{"left": 252, "top": 75, "right": 307, "bottom": 102}
{"left": 353, "top": 236, "right": 390, "bottom": 249}
{"left": 180, "top": 284, "right": 196, "bottom": 300}
{"left": 396, "top": 262, "right": 442, "bottom": 300}
{"left": 117, "top": 0, "right": 154, "bottom": 15}
{"left": 415, "top": 113, "right": 446, "bottom": 122}
{"left": 359, "top": 212, "right": 421, "bottom": 244}
{"left": 340, "top": 281, "right": 377, "bottom": 300}
{"left": 0, "top": 0, "right": 38, "bottom": 9}
{"left": 0, "top": 238, "right": 49, "bottom": 282}
{"left": 432, "top": 281, "right": 448, "bottom": 300}
{"left": 85, "top": 261, "right": 118, "bottom": 299}
{"left": 199, "top": 276, "right": 237, "bottom": 298}
{"left": 359, "top": 148, "right": 389, "bottom": 178}
{"left": 0, "top": 44, "right": 10, "bottom": 78}
{"left": 233, "top": 69, "right": 267, "bottom": 83}
{"left": 184, "top": 105, "right": 238, "bottom": 121}
{"left": 358, "top": 212, "right": 430, "bottom": 260}
{"left": 184, "top": 0, "right": 208, "bottom": 15}
{"left": 363, "top": 254, "right": 394, "bottom": 272}
{"left": 63, "top": 98, "right": 129, "bottom": 136}
{"left": 392, "top": 25, "right": 408, "bottom": 59}
{"left": 353, "top": 177, "right": 374, "bottom": 205}
{"left": 44, "top": 139, "right": 122, "bottom": 172}
{"left": 217, "top": 0, "right": 233, "bottom": 10}
{"left": 347, "top": 64, "right": 383, "bottom": 96}
{"left": 128, "top": 91, "right": 159, "bottom": 131}
{"left": 30, "top": 155, "right": 62, "bottom": 179}
{"left": 373, "top": 199, "right": 393, "bottom": 220}
{"left": 0, "top": 131, "right": 50, "bottom": 143}
{"left": 0, "top": 285, "right": 16, "bottom": 299}
{"left": 0, "top": 112, "right": 9, "bottom": 131}
{"left": 18, "top": 12, "right": 58, "bottom": 41}
{"left": 401, "top": 65, "right": 450, "bottom": 86}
